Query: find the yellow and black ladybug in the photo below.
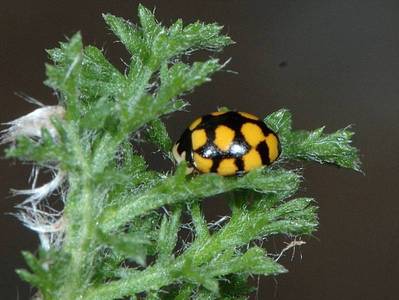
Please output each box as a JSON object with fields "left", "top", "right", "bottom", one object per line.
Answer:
{"left": 172, "top": 111, "right": 281, "bottom": 176}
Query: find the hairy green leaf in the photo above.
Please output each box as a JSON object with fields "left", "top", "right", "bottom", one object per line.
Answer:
{"left": 265, "top": 108, "right": 361, "bottom": 171}
{"left": 45, "top": 32, "right": 83, "bottom": 119}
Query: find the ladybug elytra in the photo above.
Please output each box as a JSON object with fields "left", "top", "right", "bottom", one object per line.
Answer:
{"left": 172, "top": 111, "right": 281, "bottom": 176}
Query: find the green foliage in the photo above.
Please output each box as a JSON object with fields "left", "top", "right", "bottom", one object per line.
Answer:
{"left": 265, "top": 109, "right": 362, "bottom": 171}
{"left": 6, "top": 4, "right": 361, "bottom": 300}
{"left": 144, "top": 119, "right": 173, "bottom": 154}
{"left": 46, "top": 33, "right": 82, "bottom": 119}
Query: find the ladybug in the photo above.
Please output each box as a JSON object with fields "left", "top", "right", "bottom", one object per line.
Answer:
{"left": 172, "top": 111, "right": 281, "bottom": 176}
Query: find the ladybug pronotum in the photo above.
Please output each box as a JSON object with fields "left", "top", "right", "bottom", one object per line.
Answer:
{"left": 172, "top": 111, "right": 281, "bottom": 176}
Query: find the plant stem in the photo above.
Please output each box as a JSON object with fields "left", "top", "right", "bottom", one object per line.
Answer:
{"left": 84, "top": 263, "right": 176, "bottom": 300}
{"left": 61, "top": 124, "right": 96, "bottom": 300}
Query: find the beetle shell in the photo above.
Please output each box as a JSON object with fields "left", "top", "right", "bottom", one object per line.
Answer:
{"left": 172, "top": 111, "right": 281, "bottom": 176}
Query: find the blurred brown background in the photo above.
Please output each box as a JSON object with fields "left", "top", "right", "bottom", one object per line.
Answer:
{"left": 1, "top": 0, "right": 398, "bottom": 299}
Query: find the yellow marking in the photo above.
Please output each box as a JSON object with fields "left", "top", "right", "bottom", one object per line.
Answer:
{"left": 193, "top": 153, "right": 213, "bottom": 173}
{"left": 242, "top": 149, "right": 262, "bottom": 172}
{"left": 217, "top": 158, "right": 238, "bottom": 176}
{"left": 241, "top": 123, "right": 265, "bottom": 147}
{"left": 265, "top": 133, "right": 280, "bottom": 162}
{"left": 214, "top": 125, "right": 235, "bottom": 151}
{"left": 239, "top": 112, "right": 259, "bottom": 120}
{"left": 191, "top": 129, "right": 207, "bottom": 150}
{"left": 189, "top": 117, "right": 202, "bottom": 130}
{"left": 211, "top": 111, "right": 226, "bottom": 116}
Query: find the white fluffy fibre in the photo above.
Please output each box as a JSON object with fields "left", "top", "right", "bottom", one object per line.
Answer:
{"left": 14, "top": 169, "right": 66, "bottom": 250}
{"left": 0, "top": 105, "right": 65, "bottom": 144}
{"left": 1, "top": 105, "right": 67, "bottom": 250}
{"left": 13, "top": 170, "right": 65, "bottom": 207}
{"left": 16, "top": 205, "right": 65, "bottom": 250}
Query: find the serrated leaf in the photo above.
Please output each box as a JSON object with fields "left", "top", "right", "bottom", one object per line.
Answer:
{"left": 285, "top": 126, "right": 362, "bottom": 171}
{"left": 21, "top": 251, "right": 46, "bottom": 277}
{"left": 5, "top": 130, "right": 66, "bottom": 165}
{"left": 45, "top": 33, "right": 83, "bottom": 119}
{"left": 152, "top": 20, "right": 233, "bottom": 65}
{"left": 97, "top": 230, "right": 151, "bottom": 266}
{"left": 234, "top": 247, "right": 286, "bottom": 275}
{"left": 91, "top": 250, "right": 126, "bottom": 284}
{"left": 181, "top": 21, "right": 234, "bottom": 51}
{"left": 138, "top": 4, "right": 162, "bottom": 41}
{"left": 80, "top": 97, "right": 116, "bottom": 130}
{"left": 100, "top": 167, "right": 301, "bottom": 232}
{"left": 174, "top": 258, "right": 219, "bottom": 294}
{"left": 189, "top": 201, "right": 210, "bottom": 242}
{"left": 173, "top": 285, "right": 194, "bottom": 300}
{"left": 146, "top": 291, "right": 161, "bottom": 300}
{"left": 103, "top": 13, "right": 148, "bottom": 61}
{"left": 81, "top": 46, "right": 126, "bottom": 99}
{"left": 16, "top": 269, "right": 42, "bottom": 287}
{"left": 186, "top": 195, "right": 317, "bottom": 267}
{"left": 157, "top": 207, "right": 182, "bottom": 260}
{"left": 100, "top": 143, "right": 161, "bottom": 190}
{"left": 164, "top": 99, "right": 188, "bottom": 114}
{"left": 141, "top": 60, "right": 222, "bottom": 122}
{"left": 265, "top": 109, "right": 361, "bottom": 171}
{"left": 264, "top": 108, "right": 292, "bottom": 141}
{"left": 47, "top": 45, "right": 66, "bottom": 63}
{"left": 205, "top": 247, "right": 285, "bottom": 277}
{"left": 144, "top": 119, "right": 173, "bottom": 153}
{"left": 157, "top": 60, "right": 221, "bottom": 105}
{"left": 219, "top": 274, "right": 253, "bottom": 299}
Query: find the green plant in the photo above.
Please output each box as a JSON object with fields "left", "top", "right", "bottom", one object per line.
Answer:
{"left": 3, "top": 5, "right": 361, "bottom": 300}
